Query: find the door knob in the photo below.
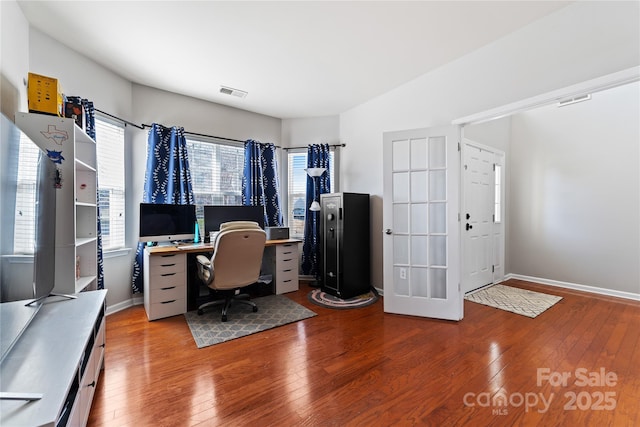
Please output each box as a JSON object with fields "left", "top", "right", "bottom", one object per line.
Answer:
{"left": 466, "top": 223, "right": 473, "bottom": 231}
{"left": 384, "top": 229, "right": 392, "bottom": 235}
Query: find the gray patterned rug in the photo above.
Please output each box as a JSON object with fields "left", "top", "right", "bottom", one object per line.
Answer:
{"left": 465, "top": 284, "right": 562, "bottom": 318}
{"left": 184, "top": 294, "right": 316, "bottom": 348}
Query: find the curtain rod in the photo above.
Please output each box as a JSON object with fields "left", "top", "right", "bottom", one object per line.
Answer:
{"left": 282, "top": 143, "right": 346, "bottom": 151}
{"left": 95, "top": 109, "right": 345, "bottom": 149}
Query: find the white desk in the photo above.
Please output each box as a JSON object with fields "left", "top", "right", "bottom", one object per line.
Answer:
{"left": 143, "top": 239, "right": 300, "bottom": 321}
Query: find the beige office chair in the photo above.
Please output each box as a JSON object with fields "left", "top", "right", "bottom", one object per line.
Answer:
{"left": 196, "top": 221, "right": 266, "bottom": 321}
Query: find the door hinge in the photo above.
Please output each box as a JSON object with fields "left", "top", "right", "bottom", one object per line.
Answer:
{"left": 458, "top": 142, "right": 461, "bottom": 152}
{"left": 493, "top": 163, "right": 496, "bottom": 171}
{"left": 458, "top": 212, "right": 461, "bottom": 222}
{"left": 492, "top": 214, "right": 495, "bottom": 223}
{"left": 492, "top": 265, "right": 495, "bottom": 273}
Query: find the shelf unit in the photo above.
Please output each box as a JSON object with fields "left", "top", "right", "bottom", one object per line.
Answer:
{"left": 15, "top": 112, "right": 98, "bottom": 294}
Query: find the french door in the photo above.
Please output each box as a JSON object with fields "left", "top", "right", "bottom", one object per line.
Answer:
{"left": 382, "top": 126, "right": 462, "bottom": 321}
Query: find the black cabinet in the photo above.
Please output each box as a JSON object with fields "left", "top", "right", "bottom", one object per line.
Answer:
{"left": 320, "top": 192, "right": 370, "bottom": 299}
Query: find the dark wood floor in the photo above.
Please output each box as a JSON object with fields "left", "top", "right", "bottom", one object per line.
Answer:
{"left": 88, "top": 279, "right": 640, "bottom": 426}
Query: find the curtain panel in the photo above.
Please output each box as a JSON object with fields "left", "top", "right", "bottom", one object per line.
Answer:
{"left": 242, "top": 139, "right": 284, "bottom": 227}
{"left": 301, "top": 143, "right": 331, "bottom": 276}
{"left": 131, "top": 124, "right": 195, "bottom": 293}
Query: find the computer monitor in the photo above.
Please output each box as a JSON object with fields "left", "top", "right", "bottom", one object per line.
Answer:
{"left": 139, "top": 203, "right": 196, "bottom": 243}
{"left": 203, "top": 205, "right": 265, "bottom": 240}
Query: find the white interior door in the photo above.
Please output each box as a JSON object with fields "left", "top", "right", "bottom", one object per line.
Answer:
{"left": 461, "top": 139, "right": 505, "bottom": 293}
{"left": 382, "top": 126, "right": 462, "bottom": 321}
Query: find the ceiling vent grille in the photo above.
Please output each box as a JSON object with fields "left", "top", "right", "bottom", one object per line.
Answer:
{"left": 557, "top": 94, "right": 591, "bottom": 107}
{"left": 220, "top": 86, "right": 248, "bottom": 98}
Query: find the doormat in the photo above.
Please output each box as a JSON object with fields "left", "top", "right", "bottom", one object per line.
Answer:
{"left": 307, "top": 288, "right": 379, "bottom": 310}
{"left": 184, "top": 294, "right": 316, "bottom": 348}
{"left": 464, "top": 284, "right": 562, "bottom": 318}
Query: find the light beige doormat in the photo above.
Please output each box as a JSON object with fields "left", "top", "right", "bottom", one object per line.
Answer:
{"left": 464, "top": 284, "right": 562, "bottom": 318}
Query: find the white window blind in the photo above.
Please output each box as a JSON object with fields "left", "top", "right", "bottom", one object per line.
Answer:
{"left": 287, "top": 150, "right": 334, "bottom": 237}
{"left": 95, "top": 117, "right": 125, "bottom": 250}
{"left": 13, "top": 133, "right": 40, "bottom": 254}
{"left": 186, "top": 137, "right": 245, "bottom": 228}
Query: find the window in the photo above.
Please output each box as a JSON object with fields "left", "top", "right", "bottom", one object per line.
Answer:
{"left": 185, "top": 137, "right": 245, "bottom": 229}
{"left": 287, "top": 150, "right": 335, "bottom": 237}
{"left": 13, "top": 133, "right": 40, "bottom": 254}
{"left": 494, "top": 164, "right": 502, "bottom": 223}
{"left": 95, "top": 116, "right": 125, "bottom": 250}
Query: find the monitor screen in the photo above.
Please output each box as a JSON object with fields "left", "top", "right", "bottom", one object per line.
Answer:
{"left": 204, "top": 205, "right": 265, "bottom": 239}
{"left": 139, "top": 203, "right": 196, "bottom": 243}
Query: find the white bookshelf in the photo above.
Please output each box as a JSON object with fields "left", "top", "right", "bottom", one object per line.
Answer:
{"left": 15, "top": 112, "right": 98, "bottom": 294}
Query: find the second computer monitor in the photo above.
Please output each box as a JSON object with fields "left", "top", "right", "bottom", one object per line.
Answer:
{"left": 203, "top": 205, "right": 265, "bottom": 239}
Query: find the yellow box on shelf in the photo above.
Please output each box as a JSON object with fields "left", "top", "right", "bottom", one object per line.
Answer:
{"left": 27, "top": 72, "right": 64, "bottom": 116}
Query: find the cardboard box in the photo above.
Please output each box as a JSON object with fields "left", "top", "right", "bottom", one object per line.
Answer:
{"left": 28, "top": 72, "right": 64, "bottom": 116}
{"left": 65, "top": 96, "right": 85, "bottom": 129}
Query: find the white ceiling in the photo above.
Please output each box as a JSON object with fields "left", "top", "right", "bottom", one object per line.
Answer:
{"left": 18, "top": 1, "right": 571, "bottom": 119}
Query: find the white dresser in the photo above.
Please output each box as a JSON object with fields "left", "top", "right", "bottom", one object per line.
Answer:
{"left": 143, "top": 250, "right": 187, "bottom": 320}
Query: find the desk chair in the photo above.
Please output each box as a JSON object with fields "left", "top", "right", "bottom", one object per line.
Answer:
{"left": 195, "top": 221, "right": 266, "bottom": 321}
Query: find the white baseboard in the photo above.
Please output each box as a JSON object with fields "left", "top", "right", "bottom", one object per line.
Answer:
{"left": 505, "top": 274, "right": 640, "bottom": 302}
{"left": 105, "top": 295, "right": 144, "bottom": 316}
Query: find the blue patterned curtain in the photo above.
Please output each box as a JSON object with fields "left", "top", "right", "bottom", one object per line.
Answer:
{"left": 242, "top": 139, "right": 283, "bottom": 227}
{"left": 131, "top": 124, "right": 195, "bottom": 293}
{"left": 69, "top": 97, "right": 104, "bottom": 290}
{"left": 301, "top": 144, "right": 330, "bottom": 276}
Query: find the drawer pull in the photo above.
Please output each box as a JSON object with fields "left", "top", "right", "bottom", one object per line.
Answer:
{"left": 161, "top": 263, "right": 176, "bottom": 267}
{"left": 160, "top": 254, "right": 176, "bottom": 258}
{"left": 161, "top": 273, "right": 176, "bottom": 277}
{"left": 283, "top": 258, "right": 293, "bottom": 262}
{"left": 161, "top": 286, "right": 176, "bottom": 290}
{"left": 282, "top": 251, "right": 293, "bottom": 255}
{"left": 283, "top": 279, "right": 292, "bottom": 283}
{"left": 283, "top": 269, "right": 292, "bottom": 273}
{"left": 161, "top": 300, "right": 176, "bottom": 304}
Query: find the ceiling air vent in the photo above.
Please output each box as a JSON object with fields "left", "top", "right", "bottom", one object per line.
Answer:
{"left": 557, "top": 94, "right": 591, "bottom": 107}
{"left": 220, "top": 86, "right": 248, "bottom": 98}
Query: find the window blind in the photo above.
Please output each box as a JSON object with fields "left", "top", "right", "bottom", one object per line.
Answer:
{"left": 95, "top": 117, "right": 125, "bottom": 250}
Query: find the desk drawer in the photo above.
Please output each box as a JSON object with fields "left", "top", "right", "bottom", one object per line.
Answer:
{"left": 148, "top": 270, "right": 185, "bottom": 290}
{"left": 149, "top": 284, "right": 185, "bottom": 304}
{"left": 275, "top": 243, "right": 298, "bottom": 262}
{"left": 147, "top": 298, "right": 186, "bottom": 320}
{"left": 147, "top": 253, "right": 186, "bottom": 273}
{"left": 275, "top": 269, "right": 298, "bottom": 294}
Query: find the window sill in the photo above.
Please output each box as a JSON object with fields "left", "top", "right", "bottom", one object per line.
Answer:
{"left": 103, "top": 247, "right": 132, "bottom": 259}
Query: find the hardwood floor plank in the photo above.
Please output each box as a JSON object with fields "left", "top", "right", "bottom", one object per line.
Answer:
{"left": 88, "top": 279, "right": 640, "bottom": 426}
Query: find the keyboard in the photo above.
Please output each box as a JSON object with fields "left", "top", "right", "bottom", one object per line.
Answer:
{"left": 177, "top": 243, "right": 210, "bottom": 250}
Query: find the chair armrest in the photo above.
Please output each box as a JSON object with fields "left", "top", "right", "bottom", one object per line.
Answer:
{"left": 196, "top": 255, "right": 211, "bottom": 267}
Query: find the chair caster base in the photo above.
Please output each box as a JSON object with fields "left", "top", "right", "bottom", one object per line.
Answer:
{"left": 221, "top": 315, "right": 227, "bottom": 322}
{"left": 253, "top": 306, "right": 258, "bottom": 313}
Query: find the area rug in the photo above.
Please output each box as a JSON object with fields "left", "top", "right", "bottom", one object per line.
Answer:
{"left": 465, "top": 284, "right": 562, "bottom": 318}
{"left": 184, "top": 294, "right": 316, "bottom": 348}
{"left": 307, "top": 288, "right": 379, "bottom": 310}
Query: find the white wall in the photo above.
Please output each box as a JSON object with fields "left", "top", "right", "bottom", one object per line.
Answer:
{"left": 0, "top": 0, "right": 30, "bottom": 116}
{"left": 509, "top": 82, "right": 639, "bottom": 294}
{"left": 340, "top": 1, "right": 640, "bottom": 289}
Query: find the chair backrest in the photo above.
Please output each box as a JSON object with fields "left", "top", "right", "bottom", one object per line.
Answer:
{"left": 210, "top": 222, "right": 266, "bottom": 290}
